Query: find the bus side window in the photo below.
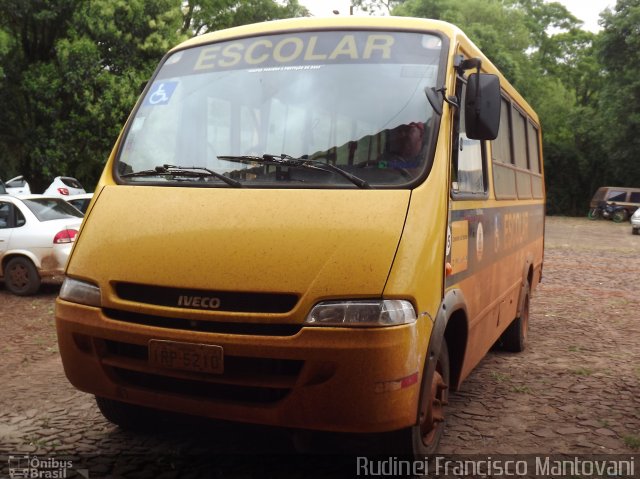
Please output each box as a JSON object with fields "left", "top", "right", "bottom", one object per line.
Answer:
{"left": 452, "top": 81, "right": 486, "bottom": 195}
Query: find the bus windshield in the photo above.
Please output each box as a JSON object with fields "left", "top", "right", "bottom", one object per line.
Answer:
{"left": 117, "top": 31, "right": 443, "bottom": 188}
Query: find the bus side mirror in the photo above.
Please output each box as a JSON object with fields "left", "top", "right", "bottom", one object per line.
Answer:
{"left": 465, "top": 73, "right": 500, "bottom": 140}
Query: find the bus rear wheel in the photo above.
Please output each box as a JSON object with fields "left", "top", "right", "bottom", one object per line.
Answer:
{"left": 500, "top": 282, "right": 530, "bottom": 352}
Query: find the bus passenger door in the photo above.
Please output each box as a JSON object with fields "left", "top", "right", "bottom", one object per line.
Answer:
{"left": 446, "top": 63, "right": 499, "bottom": 378}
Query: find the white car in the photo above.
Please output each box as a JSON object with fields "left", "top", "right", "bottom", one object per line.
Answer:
{"left": 632, "top": 208, "right": 640, "bottom": 235}
{"left": 5, "top": 175, "right": 31, "bottom": 195}
{"left": 64, "top": 193, "right": 94, "bottom": 215}
{"left": 43, "top": 176, "right": 86, "bottom": 197}
{"left": 0, "top": 195, "right": 83, "bottom": 295}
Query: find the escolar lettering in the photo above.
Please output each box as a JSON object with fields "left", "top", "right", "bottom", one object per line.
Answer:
{"left": 194, "top": 34, "right": 394, "bottom": 71}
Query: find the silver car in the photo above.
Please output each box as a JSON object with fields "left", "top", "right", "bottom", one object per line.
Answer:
{"left": 0, "top": 195, "right": 83, "bottom": 295}
{"left": 632, "top": 207, "right": 640, "bottom": 235}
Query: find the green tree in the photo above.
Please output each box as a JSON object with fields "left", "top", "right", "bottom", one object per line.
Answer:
{"left": 181, "top": 0, "right": 308, "bottom": 36}
{"left": 352, "top": 0, "right": 406, "bottom": 15}
{"left": 597, "top": 0, "right": 640, "bottom": 185}
{"left": 358, "top": 0, "right": 611, "bottom": 215}
{"left": 0, "top": 0, "right": 307, "bottom": 191}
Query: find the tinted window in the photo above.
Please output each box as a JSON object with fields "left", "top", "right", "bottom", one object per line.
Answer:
{"left": 22, "top": 198, "right": 83, "bottom": 221}
{"left": 606, "top": 190, "right": 626, "bottom": 202}
{"left": 61, "top": 177, "right": 83, "bottom": 189}
{"left": 0, "top": 202, "right": 9, "bottom": 228}
{"left": 512, "top": 107, "right": 528, "bottom": 170}
{"left": 629, "top": 192, "right": 640, "bottom": 203}
{"left": 7, "top": 177, "right": 26, "bottom": 187}
{"left": 68, "top": 199, "right": 90, "bottom": 213}
{"left": 527, "top": 122, "right": 540, "bottom": 173}
{"left": 15, "top": 208, "right": 25, "bottom": 227}
{"left": 0, "top": 202, "right": 25, "bottom": 228}
{"left": 0, "top": 181, "right": 6, "bottom": 195}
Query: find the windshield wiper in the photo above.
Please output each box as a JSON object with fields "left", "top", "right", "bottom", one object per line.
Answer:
{"left": 217, "top": 154, "right": 370, "bottom": 189}
{"left": 121, "top": 164, "right": 241, "bottom": 188}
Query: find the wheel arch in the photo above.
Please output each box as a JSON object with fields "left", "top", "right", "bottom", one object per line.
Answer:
{"left": 443, "top": 308, "right": 468, "bottom": 392}
{"left": 418, "top": 288, "right": 469, "bottom": 422}
{"left": 1, "top": 251, "right": 41, "bottom": 276}
{"left": 518, "top": 258, "right": 535, "bottom": 316}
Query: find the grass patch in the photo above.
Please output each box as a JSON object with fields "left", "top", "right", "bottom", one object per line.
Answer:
{"left": 572, "top": 367, "right": 594, "bottom": 376}
{"left": 624, "top": 435, "right": 640, "bottom": 450}
{"left": 490, "top": 371, "right": 511, "bottom": 383}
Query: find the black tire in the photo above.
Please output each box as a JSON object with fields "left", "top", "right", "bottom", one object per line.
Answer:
{"left": 95, "top": 396, "right": 159, "bottom": 431}
{"left": 633, "top": 228, "right": 639, "bottom": 235}
{"left": 388, "top": 340, "right": 450, "bottom": 458}
{"left": 587, "top": 208, "right": 600, "bottom": 220}
{"left": 4, "top": 257, "right": 41, "bottom": 296}
{"left": 500, "top": 282, "right": 530, "bottom": 352}
{"left": 612, "top": 210, "right": 627, "bottom": 223}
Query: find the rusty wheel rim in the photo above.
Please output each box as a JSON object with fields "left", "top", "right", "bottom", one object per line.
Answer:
{"left": 9, "top": 263, "right": 29, "bottom": 289}
{"left": 420, "top": 366, "right": 448, "bottom": 447}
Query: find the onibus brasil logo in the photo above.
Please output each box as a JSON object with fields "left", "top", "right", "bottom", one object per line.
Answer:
{"left": 7, "top": 455, "right": 88, "bottom": 479}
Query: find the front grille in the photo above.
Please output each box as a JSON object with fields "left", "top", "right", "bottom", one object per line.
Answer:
{"left": 115, "top": 282, "right": 298, "bottom": 313}
{"left": 112, "top": 368, "right": 290, "bottom": 403}
{"left": 97, "top": 339, "right": 304, "bottom": 404}
{"left": 103, "top": 308, "right": 302, "bottom": 336}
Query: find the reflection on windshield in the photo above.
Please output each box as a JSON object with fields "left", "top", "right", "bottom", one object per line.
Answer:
{"left": 118, "top": 31, "right": 442, "bottom": 188}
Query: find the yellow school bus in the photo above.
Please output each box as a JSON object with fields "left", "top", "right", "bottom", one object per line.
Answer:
{"left": 56, "top": 16, "right": 544, "bottom": 456}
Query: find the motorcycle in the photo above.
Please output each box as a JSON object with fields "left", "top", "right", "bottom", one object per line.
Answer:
{"left": 588, "top": 201, "right": 628, "bottom": 223}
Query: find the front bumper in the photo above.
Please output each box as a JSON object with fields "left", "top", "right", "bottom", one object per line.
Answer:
{"left": 56, "top": 300, "right": 430, "bottom": 433}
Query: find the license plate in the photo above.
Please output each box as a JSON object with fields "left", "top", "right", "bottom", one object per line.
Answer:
{"left": 148, "top": 340, "right": 224, "bottom": 374}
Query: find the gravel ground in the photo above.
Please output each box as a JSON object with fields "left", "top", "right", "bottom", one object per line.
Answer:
{"left": 0, "top": 216, "right": 638, "bottom": 477}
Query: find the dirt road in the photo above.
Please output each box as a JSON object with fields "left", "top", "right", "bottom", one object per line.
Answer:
{"left": 0, "top": 216, "right": 638, "bottom": 476}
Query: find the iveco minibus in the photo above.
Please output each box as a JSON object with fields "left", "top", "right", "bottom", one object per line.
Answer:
{"left": 56, "top": 16, "right": 545, "bottom": 456}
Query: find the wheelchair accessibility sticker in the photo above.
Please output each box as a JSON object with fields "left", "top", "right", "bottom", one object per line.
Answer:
{"left": 145, "top": 81, "right": 178, "bottom": 106}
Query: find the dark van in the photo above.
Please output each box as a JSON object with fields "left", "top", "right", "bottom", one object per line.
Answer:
{"left": 590, "top": 186, "right": 640, "bottom": 219}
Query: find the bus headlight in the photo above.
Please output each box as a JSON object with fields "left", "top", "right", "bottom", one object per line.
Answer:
{"left": 59, "top": 277, "right": 102, "bottom": 307}
{"left": 305, "top": 300, "right": 416, "bottom": 327}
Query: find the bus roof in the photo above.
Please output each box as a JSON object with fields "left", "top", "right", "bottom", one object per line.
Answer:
{"left": 174, "top": 16, "right": 464, "bottom": 51}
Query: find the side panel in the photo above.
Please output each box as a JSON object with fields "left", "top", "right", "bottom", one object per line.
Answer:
{"left": 445, "top": 202, "right": 544, "bottom": 381}
{"left": 443, "top": 34, "right": 545, "bottom": 385}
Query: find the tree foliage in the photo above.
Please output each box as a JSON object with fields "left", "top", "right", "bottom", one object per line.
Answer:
{"left": 598, "top": 0, "right": 640, "bottom": 184}
{"left": 0, "top": 0, "right": 307, "bottom": 191}
{"left": 358, "top": 0, "right": 639, "bottom": 215}
{"left": 0, "top": 0, "right": 638, "bottom": 216}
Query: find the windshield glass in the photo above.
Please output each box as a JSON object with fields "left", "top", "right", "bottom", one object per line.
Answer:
{"left": 117, "top": 31, "right": 442, "bottom": 188}
{"left": 23, "top": 199, "right": 84, "bottom": 221}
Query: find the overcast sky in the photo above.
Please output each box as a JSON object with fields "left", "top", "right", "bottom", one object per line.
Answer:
{"left": 298, "top": 0, "right": 616, "bottom": 32}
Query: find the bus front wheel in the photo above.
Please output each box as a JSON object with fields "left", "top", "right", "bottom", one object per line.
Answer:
{"left": 400, "top": 339, "right": 450, "bottom": 457}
